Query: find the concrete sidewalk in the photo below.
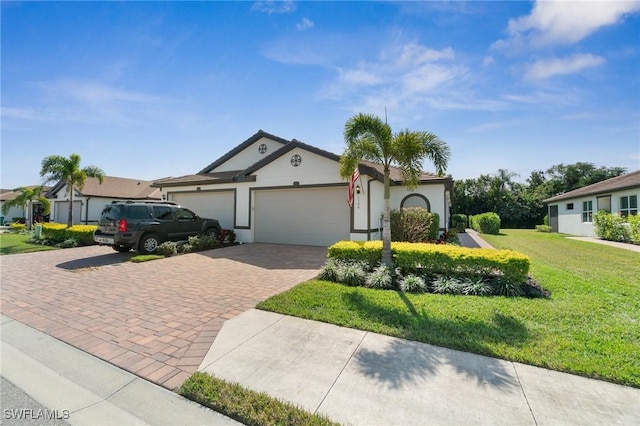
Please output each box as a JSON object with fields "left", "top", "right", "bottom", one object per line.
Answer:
{"left": 0, "top": 315, "right": 239, "bottom": 426}
{"left": 200, "top": 309, "right": 640, "bottom": 426}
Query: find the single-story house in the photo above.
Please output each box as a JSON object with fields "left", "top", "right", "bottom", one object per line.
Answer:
{"left": 152, "top": 130, "right": 454, "bottom": 246}
{"left": 544, "top": 170, "right": 640, "bottom": 236}
{"left": 0, "top": 186, "right": 51, "bottom": 224}
{"left": 46, "top": 176, "right": 162, "bottom": 225}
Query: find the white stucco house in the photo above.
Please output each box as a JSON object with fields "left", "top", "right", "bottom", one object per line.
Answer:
{"left": 152, "top": 130, "right": 454, "bottom": 247}
{"left": 46, "top": 176, "right": 162, "bottom": 225}
{"left": 544, "top": 170, "right": 640, "bottom": 236}
{"left": 0, "top": 186, "right": 51, "bottom": 224}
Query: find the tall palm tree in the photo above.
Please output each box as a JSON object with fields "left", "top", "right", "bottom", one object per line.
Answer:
{"left": 40, "top": 154, "right": 105, "bottom": 227}
{"left": 1, "top": 186, "right": 51, "bottom": 230}
{"left": 340, "top": 113, "right": 450, "bottom": 267}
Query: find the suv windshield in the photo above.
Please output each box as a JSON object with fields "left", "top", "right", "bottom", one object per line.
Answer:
{"left": 99, "top": 205, "right": 122, "bottom": 221}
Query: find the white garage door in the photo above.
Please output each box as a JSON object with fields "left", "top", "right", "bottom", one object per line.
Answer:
{"left": 55, "top": 201, "right": 82, "bottom": 224}
{"left": 255, "top": 187, "right": 350, "bottom": 246}
{"left": 171, "top": 191, "right": 235, "bottom": 229}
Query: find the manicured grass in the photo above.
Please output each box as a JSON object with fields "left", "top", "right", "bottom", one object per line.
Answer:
{"left": 0, "top": 232, "right": 58, "bottom": 255}
{"left": 130, "top": 254, "right": 165, "bottom": 263}
{"left": 258, "top": 230, "right": 640, "bottom": 387}
{"left": 179, "top": 372, "right": 340, "bottom": 426}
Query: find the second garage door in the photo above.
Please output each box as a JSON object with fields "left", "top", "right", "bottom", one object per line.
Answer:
{"left": 254, "top": 187, "right": 350, "bottom": 246}
{"left": 171, "top": 191, "right": 235, "bottom": 229}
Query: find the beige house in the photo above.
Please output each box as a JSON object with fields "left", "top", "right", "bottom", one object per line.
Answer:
{"left": 153, "top": 130, "right": 453, "bottom": 246}
{"left": 46, "top": 176, "right": 162, "bottom": 225}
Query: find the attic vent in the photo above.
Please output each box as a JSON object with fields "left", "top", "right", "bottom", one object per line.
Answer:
{"left": 258, "top": 143, "right": 267, "bottom": 154}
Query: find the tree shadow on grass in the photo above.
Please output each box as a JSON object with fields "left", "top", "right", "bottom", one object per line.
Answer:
{"left": 344, "top": 290, "right": 528, "bottom": 391}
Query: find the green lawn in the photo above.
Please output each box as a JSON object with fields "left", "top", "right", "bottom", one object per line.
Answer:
{"left": 257, "top": 230, "right": 640, "bottom": 387}
{"left": 0, "top": 232, "right": 58, "bottom": 255}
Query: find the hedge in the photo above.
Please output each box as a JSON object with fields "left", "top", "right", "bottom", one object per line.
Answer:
{"left": 470, "top": 212, "right": 501, "bottom": 234}
{"left": 451, "top": 214, "right": 467, "bottom": 232}
{"left": 390, "top": 208, "right": 440, "bottom": 242}
{"left": 327, "top": 240, "right": 530, "bottom": 283}
{"left": 41, "top": 223, "right": 97, "bottom": 246}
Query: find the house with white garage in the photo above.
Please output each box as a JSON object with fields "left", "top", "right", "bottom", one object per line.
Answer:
{"left": 46, "top": 176, "right": 162, "bottom": 225}
{"left": 544, "top": 170, "right": 640, "bottom": 236}
{"left": 152, "top": 130, "right": 453, "bottom": 246}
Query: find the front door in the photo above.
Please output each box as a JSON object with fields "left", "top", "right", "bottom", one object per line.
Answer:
{"left": 549, "top": 205, "right": 558, "bottom": 232}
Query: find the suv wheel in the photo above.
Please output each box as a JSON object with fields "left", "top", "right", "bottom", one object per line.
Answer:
{"left": 139, "top": 234, "right": 160, "bottom": 254}
{"left": 112, "top": 245, "right": 132, "bottom": 253}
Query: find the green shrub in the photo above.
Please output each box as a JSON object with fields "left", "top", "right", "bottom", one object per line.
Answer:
{"left": 56, "top": 238, "right": 78, "bottom": 248}
{"left": 318, "top": 258, "right": 343, "bottom": 282}
{"left": 339, "top": 262, "right": 368, "bottom": 287}
{"left": 392, "top": 242, "right": 530, "bottom": 283}
{"left": 327, "top": 240, "right": 381, "bottom": 269}
{"left": 490, "top": 279, "right": 524, "bottom": 297}
{"left": 399, "top": 274, "right": 427, "bottom": 293}
{"left": 187, "top": 234, "right": 218, "bottom": 251}
{"left": 41, "top": 223, "right": 96, "bottom": 246}
{"left": 535, "top": 225, "right": 552, "bottom": 233}
{"left": 10, "top": 223, "right": 26, "bottom": 231}
{"left": 461, "top": 278, "right": 492, "bottom": 296}
{"left": 431, "top": 276, "right": 464, "bottom": 294}
{"left": 594, "top": 211, "right": 629, "bottom": 242}
{"left": 156, "top": 241, "right": 178, "bottom": 257}
{"left": 470, "top": 212, "right": 500, "bottom": 234}
{"left": 390, "top": 208, "right": 440, "bottom": 242}
{"left": 451, "top": 214, "right": 467, "bottom": 232}
{"left": 628, "top": 214, "right": 640, "bottom": 245}
{"left": 365, "top": 264, "right": 394, "bottom": 289}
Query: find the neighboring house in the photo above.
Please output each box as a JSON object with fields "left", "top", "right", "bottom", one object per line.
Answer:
{"left": 153, "top": 130, "right": 453, "bottom": 246}
{"left": 544, "top": 170, "right": 640, "bottom": 236}
{"left": 46, "top": 176, "right": 162, "bottom": 225}
{"left": 0, "top": 186, "right": 51, "bottom": 224}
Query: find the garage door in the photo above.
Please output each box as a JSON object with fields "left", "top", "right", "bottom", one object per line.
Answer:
{"left": 55, "top": 201, "right": 82, "bottom": 224}
{"left": 254, "top": 187, "right": 350, "bottom": 246}
{"left": 171, "top": 191, "right": 235, "bottom": 229}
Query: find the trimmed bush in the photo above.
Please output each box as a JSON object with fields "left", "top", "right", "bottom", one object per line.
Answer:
{"left": 594, "top": 211, "right": 630, "bottom": 242}
{"left": 451, "top": 214, "right": 467, "bottom": 232}
{"left": 365, "top": 264, "right": 394, "bottom": 289}
{"left": 399, "top": 274, "right": 427, "bottom": 293}
{"left": 156, "top": 241, "right": 178, "bottom": 257}
{"left": 327, "top": 240, "right": 530, "bottom": 284}
{"left": 628, "top": 214, "right": 640, "bottom": 245}
{"left": 535, "top": 225, "right": 552, "bottom": 233}
{"left": 470, "top": 212, "right": 501, "bottom": 235}
{"left": 390, "top": 208, "right": 440, "bottom": 242}
{"left": 42, "top": 223, "right": 96, "bottom": 246}
{"left": 339, "top": 262, "right": 368, "bottom": 287}
{"left": 10, "top": 222, "right": 26, "bottom": 231}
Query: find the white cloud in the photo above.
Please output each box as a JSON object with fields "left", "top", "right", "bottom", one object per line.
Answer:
{"left": 482, "top": 56, "right": 495, "bottom": 66}
{"left": 523, "top": 53, "right": 605, "bottom": 80}
{"left": 43, "top": 80, "right": 164, "bottom": 105}
{"left": 498, "top": 0, "right": 640, "bottom": 49}
{"left": 296, "top": 18, "right": 314, "bottom": 31}
{"left": 251, "top": 1, "right": 296, "bottom": 14}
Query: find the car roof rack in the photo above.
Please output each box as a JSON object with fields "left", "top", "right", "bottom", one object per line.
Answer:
{"left": 111, "top": 200, "right": 178, "bottom": 205}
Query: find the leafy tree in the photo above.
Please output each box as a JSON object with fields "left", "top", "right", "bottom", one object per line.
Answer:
{"left": 40, "top": 154, "right": 105, "bottom": 227}
{"left": 1, "top": 186, "right": 51, "bottom": 230}
{"left": 340, "top": 113, "right": 450, "bottom": 267}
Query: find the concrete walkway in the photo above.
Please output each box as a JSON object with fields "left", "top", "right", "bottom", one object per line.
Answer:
{"left": 566, "top": 236, "right": 640, "bottom": 252}
{"left": 457, "top": 229, "right": 494, "bottom": 249}
{"left": 200, "top": 309, "right": 640, "bottom": 426}
{"left": 1, "top": 315, "right": 239, "bottom": 425}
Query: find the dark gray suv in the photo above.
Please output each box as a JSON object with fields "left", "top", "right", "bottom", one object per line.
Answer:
{"left": 94, "top": 201, "right": 222, "bottom": 253}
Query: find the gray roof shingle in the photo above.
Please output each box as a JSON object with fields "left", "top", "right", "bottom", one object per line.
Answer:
{"left": 543, "top": 170, "right": 640, "bottom": 203}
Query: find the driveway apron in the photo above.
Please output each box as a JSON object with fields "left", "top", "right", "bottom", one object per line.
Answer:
{"left": 0, "top": 243, "right": 326, "bottom": 389}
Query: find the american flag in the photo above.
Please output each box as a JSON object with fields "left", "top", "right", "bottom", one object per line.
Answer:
{"left": 348, "top": 166, "right": 360, "bottom": 207}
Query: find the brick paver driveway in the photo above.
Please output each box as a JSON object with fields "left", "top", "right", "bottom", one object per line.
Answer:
{"left": 0, "top": 243, "right": 326, "bottom": 389}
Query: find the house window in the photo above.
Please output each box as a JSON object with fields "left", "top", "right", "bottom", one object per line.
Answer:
{"left": 566, "top": 203, "right": 574, "bottom": 210}
{"left": 620, "top": 195, "right": 638, "bottom": 217}
{"left": 400, "top": 194, "right": 431, "bottom": 211}
{"left": 582, "top": 201, "right": 593, "bottom": 222}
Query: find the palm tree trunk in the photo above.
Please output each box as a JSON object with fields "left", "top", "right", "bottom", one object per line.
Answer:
{"left": 381, "top": 169, "right": 393, "bottom": 267}
{"left": 67, "top": 185, "right": 74, "bottom": 228}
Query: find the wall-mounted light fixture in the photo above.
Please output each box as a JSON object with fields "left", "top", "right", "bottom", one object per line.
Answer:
{"left": 356, "top": 185, "right": 361, "bottom": 194}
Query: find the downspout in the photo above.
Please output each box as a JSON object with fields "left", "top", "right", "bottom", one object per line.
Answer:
{"left": 366, "top": 178, "right": 373, "bottom": 240}
{"left": 85, "top": 197, "right": 91, "bottom": 225}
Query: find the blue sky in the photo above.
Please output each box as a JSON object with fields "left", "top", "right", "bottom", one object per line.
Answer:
{"left": 2, "top": 1, "right": 639, "bottom": 189}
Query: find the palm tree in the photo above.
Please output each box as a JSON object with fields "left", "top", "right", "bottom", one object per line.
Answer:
{"left": 40, "top": 154, "right": 105, "bottom": 227}
{"left": 340, "top": 113, "right": 450, "bottom": 267}
{"left": 1, "top": 186, "right": 51, "bottom": 230}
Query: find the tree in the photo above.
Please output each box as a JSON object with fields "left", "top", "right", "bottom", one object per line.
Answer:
{"left": 1, "top": 186, "right": 51, "bottom": 230}
{"left": 40, "top": 154, "right": 105, "bottom": 227}
{"left": 339, "top": 113, "right": 450, "bottom": 267}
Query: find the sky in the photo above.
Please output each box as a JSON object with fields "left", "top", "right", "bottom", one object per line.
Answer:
{"left": 2, "top": 0, "right": 639, "bottom": 190}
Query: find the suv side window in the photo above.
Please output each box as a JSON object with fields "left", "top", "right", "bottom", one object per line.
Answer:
{"left": 175, "top": 207, "right": 196, "bottom": 221}
{"left": 153, "top": 206, "right": 173, "bottom": 220}
{"left": 127, "top": 205, "right": 150, "bottom": 220}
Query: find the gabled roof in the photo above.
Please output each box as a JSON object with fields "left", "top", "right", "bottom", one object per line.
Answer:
{"left": 359, "top": 160, "right": 453, "bottom": 185}
{"left": 152, "top": 170, "right": 257, "bottom": 188}
{"left": 544, "top": 170, "right": 640, "bottom": 203}
{"left": 198, "top": 130, "right": 290, "bottom": 174}
{"left": 0, "top": 186, "right": 52, "bottom": 202}
{"left": 47, "top": 176, "right": 162, "bottom": 200}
